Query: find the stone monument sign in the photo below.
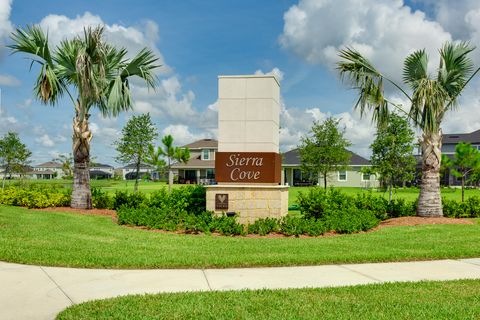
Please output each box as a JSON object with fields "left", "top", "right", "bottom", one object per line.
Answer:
{"left": 206, "top": 75, "right": 288, "bottom": 224}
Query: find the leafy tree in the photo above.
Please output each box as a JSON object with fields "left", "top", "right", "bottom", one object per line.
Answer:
{"left": 54, "top": 153, "right": 73, "bottom": 178}
{"left": 338, "top": 42, "right": 480, "bottom": 217}
{"left": 298, "top": 117, "right": 351, "bottom": 189}
{"left": 10, "top": 26, "right": 159, "bottom": 209}
{"left": 370, "top": 114, "right": 416, "bottom": 203}
{"left": 442, "top": 143, "right": 480, "bottom": 202}
{"left": 0, "top": 132, "right": 32, "bottom": 188}
{"left": 115, "top": 113, "right": 158, "bottom": 192}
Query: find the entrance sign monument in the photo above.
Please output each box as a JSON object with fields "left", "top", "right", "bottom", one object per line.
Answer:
{"left": 206, "top": 75, "right": 288, "bottom": 223}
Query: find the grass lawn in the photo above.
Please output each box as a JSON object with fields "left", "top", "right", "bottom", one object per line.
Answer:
{"left": 0, "top": 205, "right": 479, "bottom": 269}
{"left": 56, "top": 280, "right": 480, "bottom": 320}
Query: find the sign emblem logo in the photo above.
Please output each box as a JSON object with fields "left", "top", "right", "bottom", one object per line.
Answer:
{"left": 215, "top": 193, "right": 229, "bottom": 210}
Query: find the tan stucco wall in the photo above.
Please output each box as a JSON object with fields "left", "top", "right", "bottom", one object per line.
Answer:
{"left": 206, "top": 185, "right": 288, "bottom": 224}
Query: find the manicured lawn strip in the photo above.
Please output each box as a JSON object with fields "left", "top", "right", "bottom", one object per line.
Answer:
{"left": 56, "top": 280, "right": 480, "bottom": 320}
{"left": 0, "top": 205, "right": 479, "bottom": 269}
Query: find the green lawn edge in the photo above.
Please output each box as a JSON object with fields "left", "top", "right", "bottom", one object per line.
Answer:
{"left": 1, "top": 205, "right": 479, "bottom": 269}
{"left": 56, "top": 279, "right": 480, "bottom": 320}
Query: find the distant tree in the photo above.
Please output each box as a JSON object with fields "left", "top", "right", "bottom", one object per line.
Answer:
{"left": 0, "top": 132, "right": 32, "bottom": 188}
{"left": 115, "top": 113, "right": 158, "bottom": 192}
{"left": 145, "top": 144, "right": 167, "bottom": 180}
{"left": 442, "top": 143, "right": 480, "bottom": 202}
{"left": 159, "top": 135, "right": 190, "bottom": 191}
{"left": 370, "top": 114, "right": 416, "bottom": 202}
{"left": 298, "top": 117, "right": 351, "bottom": 189}
{"left": 54, "top": 153, "right": 73, "bottom": 178}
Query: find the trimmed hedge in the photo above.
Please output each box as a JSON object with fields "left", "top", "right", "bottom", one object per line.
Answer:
{"left": 0, "top": 186, "right": 71, "bottom": 208}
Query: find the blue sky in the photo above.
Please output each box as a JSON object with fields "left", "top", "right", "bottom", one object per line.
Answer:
{"left": 1, "top": 0, "right": 480, "bottom": 166}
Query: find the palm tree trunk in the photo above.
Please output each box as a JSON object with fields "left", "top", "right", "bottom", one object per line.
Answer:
{"left": 417, "top": 131, "right": 443, "bottom": 217}
{"left": 71, "top": 103, "right": 92, "bottom": 209}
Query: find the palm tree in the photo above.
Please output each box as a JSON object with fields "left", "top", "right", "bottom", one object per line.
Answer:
{"left": 10, "top": 25, "right": 159, "bottom": 209}
{"left": 337, "top": 42, "right": 479, "bottom": 217}
{"left": 146, "top": 144, "right": 167, "bottom": 180}
{"left": 159, "top": 135, "right": 190, "bottom": 191}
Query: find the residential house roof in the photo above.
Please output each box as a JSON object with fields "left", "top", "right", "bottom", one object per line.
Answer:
{"left": 121, "top": 163, "right": 155, "bottom": 169}
{"left": 36, "top": 161, "right": 62, "bottom": 168}
{"left": 171, "top": 159, "right": 215, "bottom": 169}
{"left": 282, "top": 149, "right": 370, "bottom": 166}
{"left": 182, "top": 139, "right": 218, "bottom": 149}
{"left": 90, "top": 163, "right": 114, "bottom": 169}
{"left": 442, "top": 129, "right": 480, "bottom": 144}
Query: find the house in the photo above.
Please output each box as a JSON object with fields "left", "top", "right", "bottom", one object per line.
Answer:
{"left": 433, "top": 129, "right": 480, "bottom": 186}
{"left": 89, "top": 163, "right": 114, "bottom": 179}
{"left": 171, "top": 138, "right": 377, "bottom": 187}
{"left": 171, "top": 139, "right": 217, "bottom": 185}
{"left": 28, "top": 161, "right": 64, "bottom": 179}
{"left": 117, "top": 163, "right": 155, "bottom": 180}
{"left": 282, "top": 149, "right": 379, "bottom": 188}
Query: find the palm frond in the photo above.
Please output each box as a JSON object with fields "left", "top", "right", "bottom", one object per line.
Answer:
{"left": 438, "top": 42, "right": 475, "bottom": 102}
{"left": 9, "top": 25, "right": 54, "bottom": 65}
{"left": 409, "top": 78, "right": 448, "bottom": 134}
{"left": 403, "top": 49, "right": 428, "bottom": 90}
{"left": 338, "top": 48, "right": 393, "bottom": 127}
{"left": 120, "top": 48, "right": 160, "bottom": 88}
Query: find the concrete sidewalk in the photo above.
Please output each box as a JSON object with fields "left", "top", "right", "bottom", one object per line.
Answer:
{"left": 2, "top": 258, "right": 480, "bottom": 320}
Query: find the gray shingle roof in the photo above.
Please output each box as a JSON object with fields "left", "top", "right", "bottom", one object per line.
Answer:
{"left": 282, "top": 149, "right": 370, "bottom": 166}
{"left": 443, "top": 130, "right": 480, "bottom": 144}
{"left": 36, "top": 161, "right": 62, "bottom": 168}
{"left": 183, "top": 139, "right": 218, "bottom": 149}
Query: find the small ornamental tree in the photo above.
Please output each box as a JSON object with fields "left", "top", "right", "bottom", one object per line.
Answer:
{"left": 145, "top": 144, "right": 167, "bottom": 180}
{"left": 158, "top": 135, "right": 190, "bottom": 191}
{"left": 442, "top": 142, "right": 480, "bottom": 202}
{"left": 54, "top": 153, "right": 73, "bottom": 178}
{"left": 0, "top": 131, "right": 32, "bottom": 188}
{"left": 298, "top": 117, "right": 351, "bottom": 189}
{"left": 115, "top": 113, "right": 158, "bottom": 192}
{"left": 370, "top": 114, "right": 416, "bottom": 202}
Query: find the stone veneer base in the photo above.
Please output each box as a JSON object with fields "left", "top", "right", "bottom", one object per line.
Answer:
{"left": 206, "top": 184, "right": 289, "bottom": 224}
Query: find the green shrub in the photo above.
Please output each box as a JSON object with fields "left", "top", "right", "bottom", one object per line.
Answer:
{"left": 323, "top": 208, "right": 379, "bottom": 234}
{"left": 442, "top": 197, "right": 480, "bottom": 218}
{"left": 210, "top": 214, "right": 245, "bottom": 236}
{"left": 353, "top": 192, "right": 388, "bottom": 219}
{"left": 297, "top": 188, "right": 351, "bottom": 219}
{"left": 91, "top": 188, "right": 113, "bottom": 209}
{"left": 0, "top": 186, "right": 71, "bottom": 208}
{"left": 247, "top": 218, "right": 280, "bottom": 235}
{"left": 280, "top": 215, "right": 308, "bottom": 237}
{"left": 387, "top": 198, "right": 416, "bottom": 218}
{"left": 113, "top": 191, "right": 147, "bottom": 209}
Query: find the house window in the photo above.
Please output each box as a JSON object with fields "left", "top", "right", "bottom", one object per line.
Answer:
{"left": 362, "top": 172, "right": 370, "bottom": 181}
{"left": 338, "top": 170, "right": 347, "bottom": 181}
{"left": 202, "top": 149, "right": 210, "bottom": 160}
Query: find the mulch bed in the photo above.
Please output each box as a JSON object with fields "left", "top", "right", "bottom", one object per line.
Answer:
{"left": 378, "top": 216, "right": 473, "bottom": 227}
{"left": 33, "top": 208, "right": 475, "bottom": 238}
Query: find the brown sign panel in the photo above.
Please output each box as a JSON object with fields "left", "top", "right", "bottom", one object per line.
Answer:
{"left": 215, "top": 152, "right": 281, "bottom": 184}
{"left": 215, "top": 193, "right": 229, "bottom": 210}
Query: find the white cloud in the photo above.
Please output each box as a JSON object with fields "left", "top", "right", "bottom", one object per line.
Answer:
{"left": 162, "top": 124, "right": 209, "bottom": 146}
{"left": 35, "top": 134, "right": 55, "bottom": 147}
{"left": 38, "top": 11, "right": 168, "bottom": 70}
{"left": 254, "top": 67, "right": 285, "bottom": 82}
{"left": 280, "top": 102, "right": 375, "bottom": 157}
{"left": 133, "top": 76, "right": 197, "bottom": 122}
{"left": 0, "top": 74, "right": 20, "bottom": 86}
{"left": 280, "top": 0, "right": 451, "bottom": 83}
{"left": 0, "top": 0, "right": 12, "bottom": 51}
